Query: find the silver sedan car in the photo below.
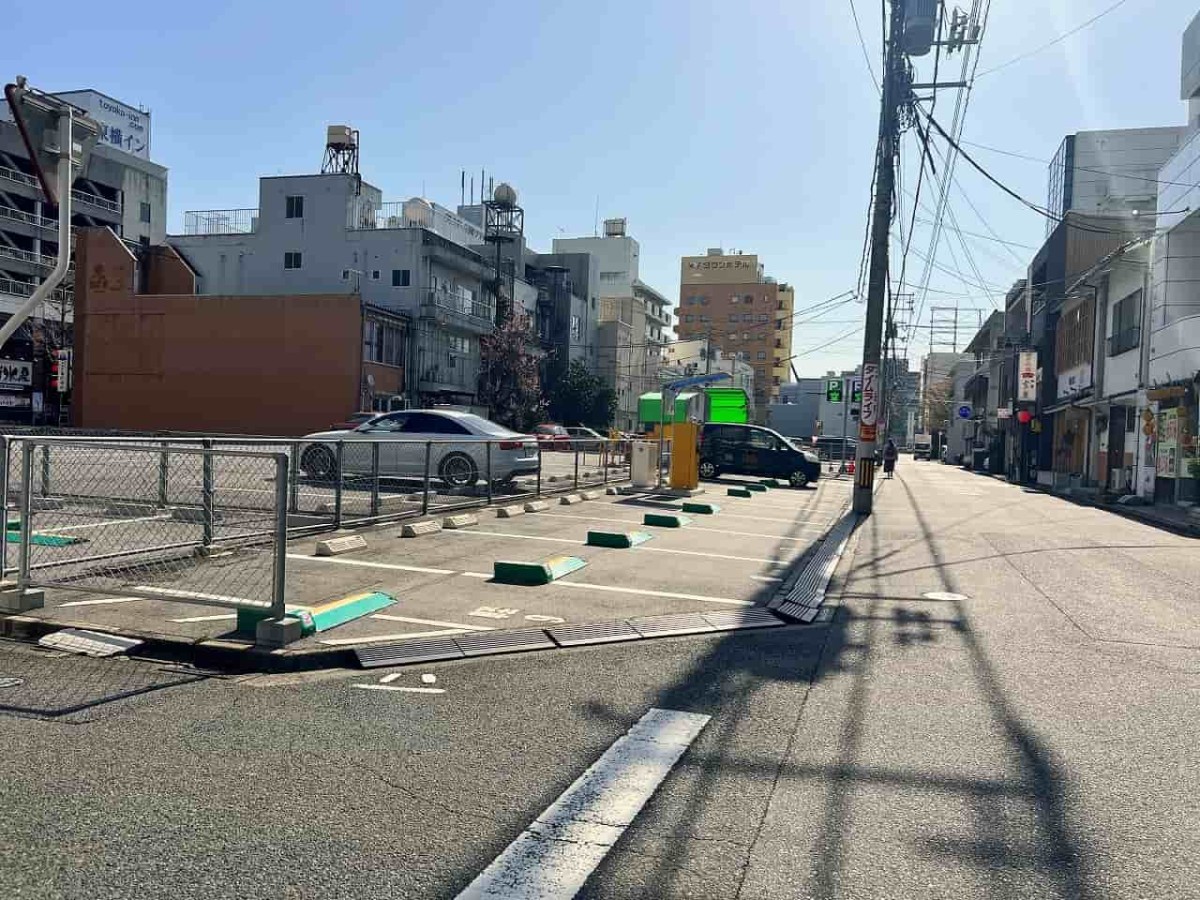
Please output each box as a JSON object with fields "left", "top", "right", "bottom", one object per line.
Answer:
{"left": 300, "top": 409, "right": 539, "bottom": 487}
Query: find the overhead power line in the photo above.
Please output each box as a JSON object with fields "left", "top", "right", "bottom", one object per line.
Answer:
{"left": 848, "top": 0, "right": 881, "bottom": 92}
{"left": 975, "top": 0, "right": 1132, "bottom": 78}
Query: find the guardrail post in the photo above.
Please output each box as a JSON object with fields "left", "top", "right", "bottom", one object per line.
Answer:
{"left": 370, "top": 442, "right": 381, "bottom": 518}
{"left": 271, "top": 453, "right": 289, "bottom": 619}
{"left": 39, "top": 445, "right": 49, "bottom": 498}
{"left": 485, "top": 441, "right": 493, "bottom": 504}
{"left": 573, "top": 445, "right": 580, "bottom": 489}
{"left": 333, "top": 441, "right": 344, "bottom": 529}
{"left": 201, "top": 438, "right": 214, "bottom": 548}
{"left": 422, "top": 441, "right": 432, "bottom": 515}
{"left": 18, "top": 442, "right": 33, "bottom": 592}
{"left": 536, "top": 444, "right": 542, "bottom": 497}
{"left": 288, "top": 441, "right": 300, "bottom": 513}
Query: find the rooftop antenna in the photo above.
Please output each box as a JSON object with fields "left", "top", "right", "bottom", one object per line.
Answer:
{"left": 470, "top": 175, "right": 474, "bottom": 205}
{"left": 461, "top": 170, "right": 465, "bottom": 206}
{"left": 594, "top": 195, "right": 600, "bottom": 236}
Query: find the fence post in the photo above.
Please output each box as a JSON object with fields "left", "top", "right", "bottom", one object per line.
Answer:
{"left": 271, "top": 453, "right": 289, "bottom": 620}
{"left": 157, "top": 441, "right": 169, "bottom": 507}
{"left": 39, "top": 445, "right": 49, "bottom": 498}
{"left": 603, "top": 441, "right": 609, "bottom": 486}
{"left": 333, "top": 440, "right": 344, "bottom": 530}
{"left": 536, "top": 443, "right": 542, "bottom": 497}
{"left": 288, "top": 441, "right": 300, "bottom": 513}
{"left": 574, "top": 444, "right": 580, "bottom": 489}
{"left": 370, "top": 442, "right": 381, "bottom": 518}
{"left": 18, "top": 442, "right": 33, "bottom": 592}
{"left": 0, "top": 436, "right": 8, "bottom": 578}
{"left": 485, "top": 441, "right": 493, "bottom": 505}
{"left": 201, "top": 438, "right": 214, "bottom": 548}
{"left": 422, "top": 441, "right": 432, "bottom": 515}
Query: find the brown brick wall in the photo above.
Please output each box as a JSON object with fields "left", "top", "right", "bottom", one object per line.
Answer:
{"left": 73, "top": 228, "right": 363, "bottom": 436}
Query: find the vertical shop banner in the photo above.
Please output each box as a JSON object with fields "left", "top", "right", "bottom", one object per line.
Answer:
{"left": 858, "top": 363, "right": 878, "bottom": 442}
{"left": 1018, "top": 351, "right": 1038, "bottom": 402}
{"left": 1156, "top": 408, "right": 1178, "bottom": 477}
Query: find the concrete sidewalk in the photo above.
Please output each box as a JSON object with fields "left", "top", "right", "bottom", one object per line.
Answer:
{"left": 731, "top": 462, "right": 1200, "bottom": 899}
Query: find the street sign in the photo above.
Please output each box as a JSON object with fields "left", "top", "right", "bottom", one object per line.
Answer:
{"left": 0, "top": 358, "right": 32, "bottom": 390}
{"left": 851, "top": 378, "right": 863, "bottom": 404}
{"left": 826, "top": 379, "right": 843, "bottom": 403}
{"left": 859, "top": 364, "right": 878, "bottom": 427}
{"left": 957, "top": 404, "right": 972, "bottom": 419}
{"left": 996, "top": 406, "right": 1012, "bottom": 419}
{"left": 1018, "top": 351, "right": 1038, "bottom": 402}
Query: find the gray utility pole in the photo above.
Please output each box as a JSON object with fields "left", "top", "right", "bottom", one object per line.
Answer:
{"left": 852, "top": 0, "right": 907, "bottom": 515}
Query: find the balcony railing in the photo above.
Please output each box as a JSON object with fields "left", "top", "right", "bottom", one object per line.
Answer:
{"left": 1107, "top": 327, "right": 1140, "bottom": 357}
{"left": 182, "top": 209, "right": 258, "bottom": 235}
{"left": 0, "top": 277, "right": 70, "bottom": 304}
{"left": 0, "top": 205, "right": 55, "bottom": 230}
{"left": 0, "top": 165, "right": 37, "bottom": 189}
{"left": 71, "top": 188, "right": 121, "bottom": 214}
{"left": 0, "top": 245, "right": 57, "bottom": 268}
{"left": 421, "top": 289, "right": 494, "bottom": 330}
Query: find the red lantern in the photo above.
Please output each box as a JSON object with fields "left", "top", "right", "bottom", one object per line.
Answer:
{"left": 1017, "top": 410, "right": 1033, "bottom": 424}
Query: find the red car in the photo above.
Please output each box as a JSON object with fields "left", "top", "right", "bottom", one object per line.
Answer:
{"left": 534, "top": 424, "right": 572, "bottom": 450}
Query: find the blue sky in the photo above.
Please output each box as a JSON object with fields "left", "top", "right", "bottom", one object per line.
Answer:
{"left": 9, "top": 0, "right": 1199, "bottom": 375}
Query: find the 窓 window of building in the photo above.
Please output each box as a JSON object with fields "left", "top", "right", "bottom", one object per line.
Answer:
{"left": 757, "top": 350, "right": 766, "bottom": 360}
{"left": 758, "top": 314, "right": 768, "bottom": 323}
{"left": 392, "top": 269, "right": 411, "bottom": 287}
{"left": 139, "top": 201, "right": 151, "bottom": 224}
{"left": 364, "top": 319, "right": 405, "bottom": 368}
{"left": 1108, "top": 289, "right": 1141, "bottom": 356}
{"left": 372, "top": 270, "right": 380, "bottom": 280}
{"left": 284, "top": 251, "right": 302, "bottom": 270}
{"left": 728, "top": 314, "right": 738, "bottom": 322}
{"left": 685, "top": 314, "right": 694, "bottom": 323}
{"left": 285, "top": 195, "right": 304, "bottom": 219}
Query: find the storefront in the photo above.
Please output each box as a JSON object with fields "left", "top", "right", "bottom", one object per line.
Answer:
{"left": 1146, "top": 383, "right": 1199, "bottom": 504}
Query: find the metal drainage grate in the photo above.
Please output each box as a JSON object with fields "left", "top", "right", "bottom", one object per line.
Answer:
{"left": 628, "top": 613, "right": 716, "bottom": 639}
{"left": 548, "top": 620, "right": 642, "bottom": 647}
{"left": 701, "top": 608, "right": 786, "bottom": 631}
{"left": 356, "top": 636, "right": 465, "bottom": 669}
{"left": 770, "top": 509, "right": 856, "bottom": 622}
{"left": 455, "top": 629, "right": 556, "bottom": 657}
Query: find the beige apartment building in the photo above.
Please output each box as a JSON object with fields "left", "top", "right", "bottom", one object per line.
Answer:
{"left": 677, "top": 248, "right": 794, "bottom": 412}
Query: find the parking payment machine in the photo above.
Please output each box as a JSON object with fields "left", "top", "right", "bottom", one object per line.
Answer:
{"left": 660, "top": 372, "right": 730, "bottom": 491}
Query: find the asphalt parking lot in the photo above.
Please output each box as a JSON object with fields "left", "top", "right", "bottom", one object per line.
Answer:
{"left": 15, "top": 474, "right": 851, "bottom": 658}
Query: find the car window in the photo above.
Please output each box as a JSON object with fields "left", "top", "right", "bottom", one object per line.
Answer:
{"left": 369, "top": 413, "right": 407, "bottom": 432}
{"left": 456, "top": 414, "right": 518, "bottom": 437}
{"left": 719, "top": 425, "right": 748, "bottom": 444}
{"left": 402, "top": 413, "right": 470, "bottom": 435}
{"left": 746, "top": 429, "right": 775, "bottom": 450}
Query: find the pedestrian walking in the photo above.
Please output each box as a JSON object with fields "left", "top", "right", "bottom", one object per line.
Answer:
{"left": 882, "top": 438, "right": 898, "bottom": 479}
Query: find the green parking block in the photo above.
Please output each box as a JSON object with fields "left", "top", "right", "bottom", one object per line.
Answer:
{"left": 681, "top": 502, "right": 721, "bottom": 515}
{"left": 643, "top": 512, "right": 692, "bottom": 528}
{"left": 759, "top": 479, "right": 782, "bottom": 488}
{"left": 744, "top": 483, "right": 768, "bottom": 492}
{"left": 494, "top": 555, "right": 587, "bottom": 586}
{"left": 5, "top": 530, "right": 85, "bottom": 547}
{"left": 236, "top": 591, "right": 397, "bottom": 636}
{"left": 587, "top": 529, "right": 654, "bottom": 549}
{"left": 727, "top": 487, "right": 753, "bottom": 498}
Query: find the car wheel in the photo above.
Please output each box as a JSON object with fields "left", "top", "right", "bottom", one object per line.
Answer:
{"left": 301, "top": 445, "right": 335, "bottom": 479}
{"left": 699, "top": 459, "right": 719, "bottom": 480}
{"left": 439, "top": 452, "right": 478, "bottom": 488}
{"left": 789, "top": 469, "right": 810, "bottom": 489}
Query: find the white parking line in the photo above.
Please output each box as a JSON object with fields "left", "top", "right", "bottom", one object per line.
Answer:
{"left": 319, "top": 628, "right": 472, "bottom": 646}
{"left": 751, "top": 575, "right": 784, "bottom": 583}
{"left": 456, "top": 707, "right": 710, "bottom": 900}
{"left": 556, "top": 581, "right": 752, "bottom": 606}
{"left": 441, "top": 528, "right": 794, "bottom": 565}
{"left": 171, "top": 613, "right": 238, "bottom": 623}
{"left": 51, "top": 514, "right": 172, "bottom": 533}
{"left": 371, "top": 613, "right": 494, "bottom": 631}
{"left": 56, "top": 596, "right": 143, "bottom": 607}
{"left": 351, "top": 684, "right": 446, "bottom": 694}
{"left": 286, "top": 554, "right": 456, "bottom": 576}
{"left": 459, "top": 571, "right": 492, "bottom": 579}
{"left": 532, "top": 511, "right": 825, "bottom": 542}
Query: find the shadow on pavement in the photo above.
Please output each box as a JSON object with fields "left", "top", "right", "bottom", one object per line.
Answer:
{"left": 578, "top": 471, "right": 1097, "bottom": 900}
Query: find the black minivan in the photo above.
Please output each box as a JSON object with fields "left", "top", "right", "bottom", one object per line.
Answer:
{"left": 699, "top": 423, "right": 822, "bottom": 488}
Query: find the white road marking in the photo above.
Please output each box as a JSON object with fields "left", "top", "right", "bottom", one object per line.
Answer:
{"left": 51, "top": 514, "right": 172, "bottom": 532}
{"left": 444, "top": 528, "right": 796, "bottom": 564}
{"left": 319, "top": 628, "right": 471, "bottom": 646}
{"left": 525, "top": 614, "right": 566, "bottom": 624}
{"left": 459, "top": 571, "right": 492, "bottom": 579}
{"left": 351, "top": 684, "right": 446, "bottom": 694}
{"left": 456, "top": 707, "right": 710, "bottom": 900}
{"left": 132, "top": 586, "right": 261, "bottom": 607}
{"left": 371, "top": 613, "right": 494, "bottom": 631}
{"left": 751, "top": 575, "right": 784, "bottom": 583}
{"left": 170, "top": 613, "right": 238, "bottom": 623}
{"left": 286, "top": 553, "right": 456, "bottom": 576}
{"left": 556, "top": 581, "right": 751, "bottom": 606}
{"left": 532, "top": 511, "right": 824, "bottom": 542}
{"left": 469, "top": 606, "right": 519, "bottom": 620}
{"left": 379, "top": 672, "right": 404, "bottom": 684}
{"left": 57, "top": 596, "right": 143, "bottom": 607}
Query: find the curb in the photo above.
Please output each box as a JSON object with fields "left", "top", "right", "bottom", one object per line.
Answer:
{"left": 1018, "top": 483, "right": 1200, "bottom": 539}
